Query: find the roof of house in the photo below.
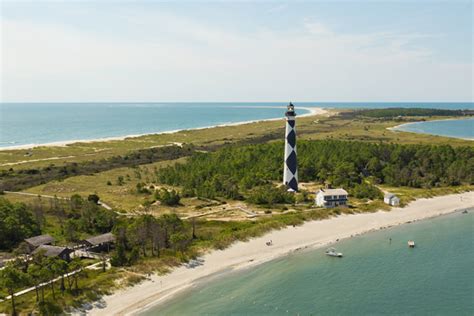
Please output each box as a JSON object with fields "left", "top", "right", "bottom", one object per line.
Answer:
{"left": 25, "top": 234, "right": 55, "bottom": 247}
{"left": 84, "top": 232, "right": 115, "bottom": 246}
{"left": 384, "top": 193, "right": 398, "bottom": 199}
{"left": 33, "top": 245, "right": 70, "bottom": 257}
{"left": 318, "top": 188, "right": 348, "bottom": 196}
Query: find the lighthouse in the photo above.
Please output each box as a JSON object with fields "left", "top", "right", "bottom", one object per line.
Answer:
{"left": 283, "top": 102, "right": 298, "bottom": 192}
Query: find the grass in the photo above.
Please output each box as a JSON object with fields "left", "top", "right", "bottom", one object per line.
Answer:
{"left": 1, "top": 110, "right": 471, "bottom": 171}
{"left": 1, "top": 109, "right": 471, "bottom": 314}
{"left": 0, "top": 268, "right": 124, "bottom": 315}
{"left": 21, "top": 158, "right": 186, "bottom": 211}
{"left": 0, "top": 207, "right": 332, "bottom": 314}
{"left": 1, "top": 182, "right": 470, "bottom": 314}
{"left": 378, "top": 184, "right": 473, "bottom": 206}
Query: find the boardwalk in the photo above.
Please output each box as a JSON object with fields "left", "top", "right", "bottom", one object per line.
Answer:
{"left": 0, "top": 260, "right": 110, "bottom": 303}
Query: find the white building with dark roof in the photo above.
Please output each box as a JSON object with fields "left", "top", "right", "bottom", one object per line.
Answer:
{"left": 384, "top": 193, "right": 400, "bottom": 206}
{"left": 316, "top": 188, "right": 348, "bottom": 208}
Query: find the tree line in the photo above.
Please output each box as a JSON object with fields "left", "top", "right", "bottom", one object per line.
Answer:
{"left": 156, "top": 140, "right": 473, "bottom": 200}
{"left": 0, "top": 145, "right": 193, "bottom": 192}
{"left": 353, "top": 108, "right": 474, "bottom": 118}
{"left": 110, "top": 213, "right": 191, "bottom": 266}
{"left": 0, "top": 253, "right": 87, "bottom": 316}
{"left": 0, "top": 195, "right": 116, "bottom": 252}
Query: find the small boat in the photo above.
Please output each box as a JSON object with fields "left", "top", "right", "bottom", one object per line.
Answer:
{"left": 325, "top": 247, "right": 343, "bottom": 257}
{"left": 408, "top": 240, "right": 415, "bottom": 248}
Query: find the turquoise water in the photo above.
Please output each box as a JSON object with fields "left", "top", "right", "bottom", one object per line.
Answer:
{"left": 0, "top": 103, "right": 303, "bottom": 148}
{"left": 145, "top": 211, "right": 474, "bottom": 315}
{"left": 395, "top": 118, "right": 474, "bottom": 140}
{"left": 1, "top": 102, "right": 472, "bottom": 148}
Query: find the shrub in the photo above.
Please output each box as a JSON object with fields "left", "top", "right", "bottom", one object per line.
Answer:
{"left": 87, "top": 194, "right": 100, "bottom": 204}
{"left": 247, "top": 185, "right": 295, "bottom": 205}
{"left": 155, "top": 188, "right": 181, "bottom": 206}
{"left": 351, "top": 183, "right": 383, "bottom": 200}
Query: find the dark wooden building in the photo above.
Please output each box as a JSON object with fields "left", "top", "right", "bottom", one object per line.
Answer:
{"left": 33, "top": 245, "right": 72, "bottom": 261}
{"left": 83, "top": 232, "right": 115, "bottom": 252}
{"left": 24, "top": 234, "right": 55, "bottom": 252}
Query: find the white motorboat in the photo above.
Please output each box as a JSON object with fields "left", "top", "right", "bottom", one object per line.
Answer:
{"left": 325, "top": 247, "right": 343, "bottom": 257}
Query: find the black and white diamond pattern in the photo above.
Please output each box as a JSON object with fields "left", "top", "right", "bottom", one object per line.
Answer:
{"left": 283, "top": 109, "right": 298, "bottom": 192}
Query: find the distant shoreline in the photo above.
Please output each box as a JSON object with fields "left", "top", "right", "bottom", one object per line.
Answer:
{"left": 388, "top": 117, "right": 474, "bottom": 141}
{"left": 0, "top": 106, "right": 326, "bottom": 151}
{"left": 87, "top": 192, "right": 473, "bottom": 316}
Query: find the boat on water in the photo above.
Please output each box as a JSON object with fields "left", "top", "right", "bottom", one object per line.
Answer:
{"left": 408, "top": 240, "right": 415, "bottom": 248}
{"left": 325, "top": 247, "right": 343, "bottom": 257}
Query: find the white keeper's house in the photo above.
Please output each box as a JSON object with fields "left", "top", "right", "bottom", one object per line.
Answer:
{"left": 316, "top": 188, "right": 348, "bottom": 208}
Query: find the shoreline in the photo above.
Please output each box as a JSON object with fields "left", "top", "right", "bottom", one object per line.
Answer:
{"left": 0, "top": 106, "right": 326, "bottom": 151}
{"left": 88, "top": 191, "right": 473, "bottom": 316}
{"left": 388, "top": 117, "right": 474, "bottom": 141}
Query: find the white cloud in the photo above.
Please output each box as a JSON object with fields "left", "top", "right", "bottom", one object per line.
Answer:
{"left": 267, "top": 4, "right": 288, "bottom": 14}
{"left": 1, "top": 10, "right": 471, "bottom": 102}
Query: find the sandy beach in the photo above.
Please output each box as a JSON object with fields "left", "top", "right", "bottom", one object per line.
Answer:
{"left": 0, "top": 106, "right": 327, "bottom": 151}
{"left": 88, "top": 191, "right": 473, "bottom": 316}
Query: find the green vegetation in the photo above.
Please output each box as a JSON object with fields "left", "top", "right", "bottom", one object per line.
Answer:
{"left": 1, "top": 108, "right": 473, "bottom": 314}
{"left": 63, "top": 195, "right": 117, "bottom": 241}
{"left": 111, "top": 214, "right": 187, "bottom": 266}
{"left": 351, "top": 182, "right": 383, "bottom": 200}
{"left": 154, "top": 188, "right": 181, "bottom": 206}
{"left": 354, "top": 108, "right": 473, "bottom": 118}
{"left": 0, "top": 204, "right": 352, "bottom": 315}
{"left": 1, "top": 109, "right": 472, "bottom": 174}
{"left": 20, "top": 158, "right": 186, "bottom": 211}
{"left": 0, "top": 198, "right": 40, "bottom": 250}
{"left": 157, "top": 140, "right": 473, "bottom": 200}
{"left": 247, "top": 185, "right": 295, "bottom": 205}
{"left": 0, "top": 145, "right": 193, "bottom": 192}
{"left": 0, "top": 262, "right": 30, "bottom": 315}
{"left": 0, "top": 195, "right": 116, "bottom": 252}
{"left": 378, "top": 184, "right": 473, "bottom": 206}
{"left": 0, "top": 256, "right": 121, "bottom": 315}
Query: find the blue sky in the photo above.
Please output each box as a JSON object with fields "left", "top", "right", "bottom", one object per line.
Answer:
{"left": 1, "top": 1, "right": 472, "bottom": 102}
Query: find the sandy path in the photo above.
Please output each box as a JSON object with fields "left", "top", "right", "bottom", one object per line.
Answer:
{"left": 88, "top": 191, "right": 473, "bottom": 315}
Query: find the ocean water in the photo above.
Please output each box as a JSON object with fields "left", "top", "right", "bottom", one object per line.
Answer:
{"left": 394, "top": 118, "right": 474, "bottom": 140}
{"left": 0, "top": 102, "right": 472, "bottom": 148}
{"left": 145, "top": 211, "right": 474, "bottom": 316}
{"left": 0, "top": 103, "right": 304, "bottom": 148}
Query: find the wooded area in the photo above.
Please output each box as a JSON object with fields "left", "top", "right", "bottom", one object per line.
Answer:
{"left": 157, "top": 140, "right": 473, "bottom": 200}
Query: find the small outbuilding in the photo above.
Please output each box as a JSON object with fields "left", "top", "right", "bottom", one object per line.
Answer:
{"left": 384, "top": 193, "right": 400, "bottom": 206}
{"left": 33, "top": 245, "right": 72, "bottom": 261}
{"left": 316, "top": 188, "right": 349, "bottom": 208}
{"left": 83, "top": 232, "right": 115, "bottom": 251}
{"left": 25, "top": 234, "right": 55, "bottom": 252}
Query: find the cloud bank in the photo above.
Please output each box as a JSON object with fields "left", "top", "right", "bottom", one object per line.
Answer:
{"left": 1, "top": 5, "right": 472, "bottom": 102}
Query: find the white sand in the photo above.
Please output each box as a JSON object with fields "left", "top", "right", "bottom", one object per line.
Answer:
{"left": 88, "top": 191, "right": 473, "bottom": 315}
{"left": 0, "top": 107, "right": 326, "bottom": 151}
